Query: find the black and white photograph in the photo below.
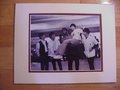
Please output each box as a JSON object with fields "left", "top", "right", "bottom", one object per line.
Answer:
{"left": 29, "top": 14, "right": 102, "bottom": 72}
{"left": 14, "top": 3, "right": 116, "bottom": 84}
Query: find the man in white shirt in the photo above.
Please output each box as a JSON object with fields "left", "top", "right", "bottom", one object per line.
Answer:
{"left": 47, "top": 32, "right": 62, "bottom": 70}
{"left": 70, "top": 23, "right": 83, "bottom": 40}
{"left": 36, "top": 33, "right": 49, "bottom": 70}
{"left": 82, "top": 28, "right": 98, "bottom": 70}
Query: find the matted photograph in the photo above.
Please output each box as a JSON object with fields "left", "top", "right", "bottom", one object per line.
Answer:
{"left": 14, "top": 3, "right": 116, "bottom": 84}
{"left": 29, "top": 14, "right": 102, "bottom": 72}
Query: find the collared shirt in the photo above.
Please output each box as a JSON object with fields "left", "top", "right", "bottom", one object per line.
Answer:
{"left": 82, "top": 33, "right": 98, "bottom": 58}
{"left": 36, "top": 39, "right": 48, "bottom": 56}
{"left": 46, "top": 37, "right": 60, "bottom": 57}
{"left": 71, "top": 28, "right": 83, "bottom": 40}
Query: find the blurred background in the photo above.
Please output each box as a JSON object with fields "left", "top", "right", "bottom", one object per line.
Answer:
{"left": 30, "top": 14, "right": 101, "bottom": 46}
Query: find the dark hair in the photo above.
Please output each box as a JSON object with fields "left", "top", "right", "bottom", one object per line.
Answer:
{"left": 38, "top": 33, "right": 44, "bottom": 39}
{"left": 62, "top": 28, "right": 67, "bottom": 31}
{"left": 70, "top": 23, "right": 76, "bottom": 27}
{"left": 83, "top": 28, "right": 90, "bottom": 34}
{"left": 49, "top": 32, "right": 55, "bottom": 38}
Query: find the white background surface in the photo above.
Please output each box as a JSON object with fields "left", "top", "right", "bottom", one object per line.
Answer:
{"left": 14, "top": 3, "right": 116, "bottom": 84}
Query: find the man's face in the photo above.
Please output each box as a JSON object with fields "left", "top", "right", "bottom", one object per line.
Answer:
{"left": 70, "top": 26, "right": 75, "bottom": 30}
{"left": 83, "top": 32, "right": 87, "bottom": 37}
{"left": 51, "top": 34, "right": 55, "bottom": 40}
{"left": 63, "top": 29, "right": 67, "bottom": 34}
{"left": 83, "top": 32, "right": 88, "bottom": 38}
{"left": 41, "top": 35, "right": 45, "bottom": 40}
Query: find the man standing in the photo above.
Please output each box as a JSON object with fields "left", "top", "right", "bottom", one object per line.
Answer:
{"left": 36, "top": 33, "right": 49, "bottom": 70}
{"left": 47, "top": 32, "right": 62, "bottom": 70}
{"left": 65, "top": 24, "right": 84, "bottom": 70}
{"left": 82, "top": 28, "right": 98, "bottom": 70}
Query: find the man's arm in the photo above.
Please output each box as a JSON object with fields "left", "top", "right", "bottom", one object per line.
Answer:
{"left": 92, "top": 44, "right": 98, "bottom": 49}
{"left": 36, "top": 43, "right": 40, "bottom": 56}
{"left": 90, "top": 36, "right": 99, "bottom": 51}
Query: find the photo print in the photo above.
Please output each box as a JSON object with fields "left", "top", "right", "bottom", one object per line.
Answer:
{"left": 29, "top": 14, "right": 103, "bottom": 72}
{"left": 14, "top": 3, "right": 116, "bottom": 84}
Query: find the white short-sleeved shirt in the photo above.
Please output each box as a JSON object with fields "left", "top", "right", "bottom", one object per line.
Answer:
{"left": 46, "top": 37, "right": 60, "bottom": 57}
{"left": 82, "top": 33, "right": 98, "bottom": 58}
{"left": 71, "top": 28, "right": 83, "bottom": 40}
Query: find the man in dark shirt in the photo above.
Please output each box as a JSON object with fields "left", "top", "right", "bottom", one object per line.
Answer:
{"left": 36, "top": 33, "right": 49, "bottom": 70}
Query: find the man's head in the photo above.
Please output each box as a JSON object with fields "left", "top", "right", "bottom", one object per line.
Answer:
{"left": 62, "top": 28, "right": 68, "bottom": 34}
{"left": 70, "top": 23, "right": 76, "bottom": 30}
{"left": 38, "top": 33, "right": 45, "bottom": 40}
{"left": 49, "top": 32, "right": 55, "bottom": 40}
{"left": 83, "top": 28, "right": 90, "bottom": 38}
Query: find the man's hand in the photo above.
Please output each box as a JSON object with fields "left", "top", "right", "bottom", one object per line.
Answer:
{"left": 89, "top": 48, "right": 93, "bottom": 52}
{"left": 37, "top": 54, "right": 40, "bottom": 57}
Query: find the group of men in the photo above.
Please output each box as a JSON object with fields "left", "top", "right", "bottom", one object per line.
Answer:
{"left": 34, "top": 23, "right": 99, "bottom": 71}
